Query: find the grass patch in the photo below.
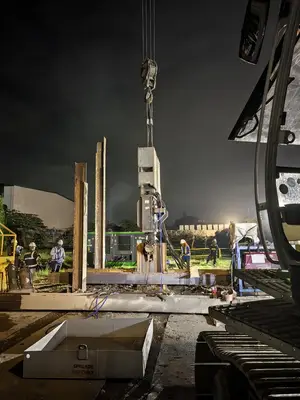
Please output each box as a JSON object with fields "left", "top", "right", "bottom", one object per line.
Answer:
{"left": 37, "top": 249, "right": 72, "bottom": 268}
{"left": 105, "top": 261, "right": 137, "bottom": 269}
{"left": 167, "top": 257, "right": 231, "bottom": 269}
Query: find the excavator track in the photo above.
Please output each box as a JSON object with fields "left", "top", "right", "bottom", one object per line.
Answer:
{"left": 195, "top": 331, "right": 300, "bottom": 399}
{"left": 209, "top": 299, "right": 300, "bottom": 361}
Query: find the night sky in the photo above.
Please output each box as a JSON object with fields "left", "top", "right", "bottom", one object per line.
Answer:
{"left": 2, "top": 1, "right": 298, "bottom": 224}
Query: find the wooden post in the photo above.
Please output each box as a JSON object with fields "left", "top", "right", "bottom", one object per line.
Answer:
{"left": 94, "top": 138, "right": 106, "bottom": 269}
{"left": 72, "top": 163, "right": 88, "bottom": 292}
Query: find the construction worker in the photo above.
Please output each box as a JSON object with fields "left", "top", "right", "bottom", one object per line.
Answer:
{"left": 14, "top": 239, "right": 23, "bottom": 267}
{"left": 23, "top": 242, "right": 40, "bottom": 284}
{"left": 206, "top": 238, "right": 219, "bottom": 266}
{"left": 180, "top": 239, "right": 191, "bottom": 269}
{"left": 50, "top": 239, "right": 65, "bottom": 272}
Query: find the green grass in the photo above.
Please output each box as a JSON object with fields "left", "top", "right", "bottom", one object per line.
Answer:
{"left": 167, "top": 257, "right": 231, "bottom": 269}
{"left": 37, "top": 249, "right": 231, "bottom": 271}
{"left": 105, "top": 261, "right": 137, "bottom": 269}
{"left": 38, "top": 249, "right": 72, "bottom": 268}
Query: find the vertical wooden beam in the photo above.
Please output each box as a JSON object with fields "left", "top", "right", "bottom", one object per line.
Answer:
{"left": 72, "top": 162, "right": 88, "bottom": 292}
{"left": 94, "top": 138, "right": 106, "bottom": 269}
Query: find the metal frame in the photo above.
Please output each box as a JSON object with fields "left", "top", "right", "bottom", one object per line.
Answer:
{"left": 234, "top": 268, "right": 291, "bottom": 300}
{"left": 233, "top": 243, "right": 262, "bottom": 295}
{"left": 87, "top": 232, "right": 146, "bottom": 265}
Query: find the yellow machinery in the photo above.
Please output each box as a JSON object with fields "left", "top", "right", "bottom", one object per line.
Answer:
{"left": 0, "top": 223, "right": 16, "bottom": 292}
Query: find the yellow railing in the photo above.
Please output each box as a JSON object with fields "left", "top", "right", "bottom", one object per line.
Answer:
{"left": 0, "top": 223, "right": 16, "bottom": 292}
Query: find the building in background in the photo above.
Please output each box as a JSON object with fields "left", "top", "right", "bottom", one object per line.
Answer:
{"left": 2, "top": 185, "right": 74, "bottom": 230}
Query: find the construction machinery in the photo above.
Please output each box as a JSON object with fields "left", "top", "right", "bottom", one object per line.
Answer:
{"left": 195, "top": 0, "right": 300, "bottom": 398}
{"left": 136, "top": 1, "right": 300, "bottom": 396}
{"left": 0, "top": 223, "right": 16, "bottom": 291}
{"left": 136, "top": 0, "right": 184, "bottom": 274}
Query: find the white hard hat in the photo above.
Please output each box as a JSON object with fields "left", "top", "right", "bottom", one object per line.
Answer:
{"left": 57, "top": 239, "right": 63, "bottom": 246}
{"left": 29, "top": 242, "right": 36, "bottom": 248}
{"left": 180, "top": 239, "right": 186, "bottom": 245}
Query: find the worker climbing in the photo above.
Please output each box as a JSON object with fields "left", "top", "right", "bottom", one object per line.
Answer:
{"left": 141, "top": 0, "right": 157, "bottom": 147}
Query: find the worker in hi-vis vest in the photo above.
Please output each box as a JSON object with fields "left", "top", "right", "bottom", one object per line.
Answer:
{"left": 180, "top": 239, "right": 191, "bottom": 269}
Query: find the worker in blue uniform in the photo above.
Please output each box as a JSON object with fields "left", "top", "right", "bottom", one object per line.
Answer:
{"left": 180, "top": 239, "right": 191, "bottom": 269}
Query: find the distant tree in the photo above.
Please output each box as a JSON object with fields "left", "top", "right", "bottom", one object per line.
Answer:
{"left": 119, "top": 219, "right": 140, "bottom": 232}
{"left": 0, "top": 197, "right": 6, "bottom": 226}
{"left": 106, "top": 222, "right": 122, "bottom": 232}
{"left": 167, "top": 230, "right": 206, "bottom": 248}
{"left": 61, "top": 226, "right": 73, "bottom": 249}
{"left": 6, "top": 210, "right": 47, "bottom": 248}
{"left": 215, "top": 229, "right": 230, "bottom": 248}
{"left": 88, "top": 221, "right": 95, "bottom": 231}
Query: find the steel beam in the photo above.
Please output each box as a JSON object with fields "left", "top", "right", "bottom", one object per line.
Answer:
{"left": 86, "top": 270, "right": 229, "bottom": 285}
{"left": 72, "top": 163, "right": 88, "bottom": 292}
{"left": 94, "top": 139, "right": 106, "bottom": 270}
{"left": 87, "top": 271, "right": 197, "bottom": 285}
{"left": 0, "top": 293, "right": 272, "bottom": 312}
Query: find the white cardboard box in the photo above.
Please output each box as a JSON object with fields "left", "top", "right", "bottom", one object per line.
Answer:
{"left": 23, "top": 317, "right": 153, "bottom": 379}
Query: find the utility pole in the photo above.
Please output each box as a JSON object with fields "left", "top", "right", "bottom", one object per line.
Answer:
{"left": 95, "top": 138, "right": 106, "bottom": 269}
{"left": 72, "top": 162, "right": 88, "bottom": 292}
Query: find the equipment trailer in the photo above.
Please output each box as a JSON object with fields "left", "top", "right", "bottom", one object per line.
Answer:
{"left": 195, "top": 0, "right": 300, "bottom": 398}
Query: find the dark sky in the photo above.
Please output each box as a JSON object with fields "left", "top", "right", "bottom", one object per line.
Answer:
{"left": 2, "top": 0, "right": 296, "bottom": 224}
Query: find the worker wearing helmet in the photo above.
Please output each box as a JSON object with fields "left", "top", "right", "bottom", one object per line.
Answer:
{"left": 50, "top": 239, "right": 65, "bottom": 273}
{"left": 180, "top": 239, "right": 191, "bottom": 270}
{"left": 206, "top": 238, "right": 219, "bottom": 266}
{"left": 23, "top": 242, "right": 40, "bottom": 284}
{"left": 12, "top": 239, "right": 23, "bottom": 267}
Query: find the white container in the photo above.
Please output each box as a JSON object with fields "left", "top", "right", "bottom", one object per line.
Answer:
{"left": 23, "top": 317, "right": 153, "bottom": 380}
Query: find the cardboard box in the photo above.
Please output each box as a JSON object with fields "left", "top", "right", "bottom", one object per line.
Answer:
{"left": 23, "top": 317, "right": 153, "bottom": 379}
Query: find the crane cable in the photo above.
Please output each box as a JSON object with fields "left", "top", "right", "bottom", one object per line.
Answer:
{"left": 141, "top": 0, "right": 157, "bottom": 147}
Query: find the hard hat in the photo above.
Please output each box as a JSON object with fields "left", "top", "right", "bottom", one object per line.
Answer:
{"left": 57, "top": 239, "right": 63, "bottom": 246}
{"left": 11, "top": 238, "right": 17, "bottom": 244}
{"left": 29, "top": 242, "right": 36, "bottom": 248}
{"left": 180, "top": 239, "right": 186, "bottom": 245}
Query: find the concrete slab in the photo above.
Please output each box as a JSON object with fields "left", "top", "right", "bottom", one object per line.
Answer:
{"left": 147, "top": 315, "right": 225, "bottom": 399}
{"left": 0, "top": 293, "right": 273, "bottom": 313}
